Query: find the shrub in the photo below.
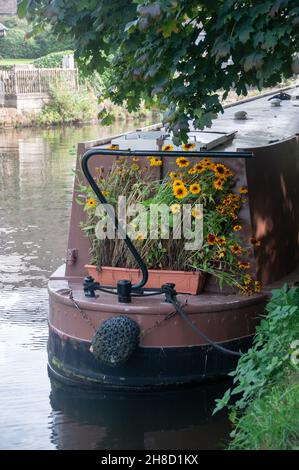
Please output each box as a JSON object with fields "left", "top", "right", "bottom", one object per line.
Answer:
{"left": 213, "top": 284, "right": 299, "bottom": 449}
{"left": 37, "top": 81, "right": 97, "bottom": 126}
{"left": 0, "top": 28, "right": 38, "bottom": 59}
{"left": 0, "top": 15, "right": 74, "bottom": 59}
{"left": 33, "top": 50, "right": 74, "bottom": 69}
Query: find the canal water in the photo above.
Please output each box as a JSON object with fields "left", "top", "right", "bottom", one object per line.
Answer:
{"left": 0, "top": 123, "right": 231, "bottom": 450}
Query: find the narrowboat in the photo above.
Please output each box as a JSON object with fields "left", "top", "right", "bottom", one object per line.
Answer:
{"left": 48, "top": 89, "right": 299, "bottom": 389}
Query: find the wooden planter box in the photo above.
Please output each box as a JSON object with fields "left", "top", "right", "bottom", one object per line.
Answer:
{"left": 85, "top": 265, "right": 206, "bottom": 295}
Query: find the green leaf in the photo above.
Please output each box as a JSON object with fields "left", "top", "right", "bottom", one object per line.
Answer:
{"left": 17, "top": 0, "right": 28, "bottom": 19}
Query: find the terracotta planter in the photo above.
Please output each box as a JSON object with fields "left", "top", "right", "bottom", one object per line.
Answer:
{"left": 85, "top": 265, "right": 206, "bottom": 295}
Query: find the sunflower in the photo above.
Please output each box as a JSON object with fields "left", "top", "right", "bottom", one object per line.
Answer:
{"left": 86, "top": 197, "right": 96, "bottom": 208}
{"left": 207, "top": 233, "right": 217, "bottom": 245}
{"left": 213, "top": 163, "right": 227, "bottom": 179}
{"left": 238, "top": 186, "right": 248, "bottom": 194}
{"left": 216, "top": 205, "right": 225, "bottom": 215}
{"left": 102, "top": 191, "right": 110, "bottom": 197}
{"left": 170, "top": 204, "right": 181, "bottom": 214}
{"left": 216, "top": 236, "right": 226, "bottom": 245}
{"left": 250, "top": 237, "right": 261, "bottom": 247}
{"left": 188, "top": 167, "right": 197, "bottom": 175}
{"left": 244, "top": 274, "right": 252, "bottom": 285}
{"left": 182, "top": 143, "right": 196, "bottom": 151}
{"left": 173, "top": 179, "right": 184, "bottom": 187}
{"left": 149, "top": 157, "right": 162, "bottom": 167}
{"left": 205, "top": 161, "right": 215, "bottom": 170}
{"left": 201, "top": 157, "right": 211, "bottom": 165}
{"left": 190, "top": 183, "right": 201, "bottom": 195}
{"left": 215, "top": 249, "right": 226, "bottom": 260}
{"left": 173, "top": 185, "right": 188, "bottom": 199}
{"left": 169, "top": 171, "right": 177, "bottom": 179}
{"left": 225, "top": 167, "right": 234, "bottom": 178}
{"left": 238, "top": 261, "right": 251, "bottom": 270}
{"left": 176, "top": 156, "right": 190, "bottom": 168}
{"left": 163, "top": 144, "right": 174, "bottom": 151}
{"left": 230, "top": 244, "right": 243, "bottom": 255}
{"left": 191, "top": 207, "right": 202, "bottom": 219}
{"left": 194, "top": 162, "right": 205, "bottom": 173}
{"left": 233, "top": 225, "right": 242, "bottom": 231}
{"left": 213, "top": 178, "right": 224, "bottom": 190}
{"left": 107, "top": 144, "right": 119, "bottom": 150}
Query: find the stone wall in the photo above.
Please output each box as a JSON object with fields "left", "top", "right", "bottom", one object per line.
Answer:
{"left": 2, "top": 93, "right": 50, "bottom": 110}
{"left": 0, "top": 0, "right": 17, "bottom": 15}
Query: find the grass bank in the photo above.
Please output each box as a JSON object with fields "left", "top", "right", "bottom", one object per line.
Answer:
{"left": 214, "top": 284, "right": 299, "bottom": 450}
{"left": 0, "top": 58, "right": 33, "bottom": 65}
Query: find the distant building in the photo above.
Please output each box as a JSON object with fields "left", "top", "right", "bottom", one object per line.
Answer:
{"left": 0, "top": 0, "right": 17, "bottom": 16}
{"left": 0, "top": 22, "right": 8, "bottom": 37}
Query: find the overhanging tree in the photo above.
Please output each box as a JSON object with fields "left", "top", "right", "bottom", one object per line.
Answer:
{"left": 19, "top": 0, "right": 299, "bottom": 142}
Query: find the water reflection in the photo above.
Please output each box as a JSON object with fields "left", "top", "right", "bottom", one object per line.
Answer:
{"left": 0, "top": 122, "right": 230, "bottom": 450}
{"left": 49, "top": 379, "right": 231, "bottom": 450}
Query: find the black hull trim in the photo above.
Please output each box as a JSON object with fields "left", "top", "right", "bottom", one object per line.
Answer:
{"left": 48, "top": 328, "right": 252, "bottom": 390}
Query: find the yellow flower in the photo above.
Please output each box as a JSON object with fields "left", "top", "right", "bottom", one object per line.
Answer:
{"left": 86, "top": 197, "right": 96, "bottom": 208}
{"left": 149, "top": 157, "right": 162, "bottom": 167}
{"left": 213, "top": 163, "right": 227, "bottom": 179}
{"left": 207, "top": 233, "right": 217, "bottom": 245}
{"left": 230, "top": 244, "right": 243, "bottom": 255}
{"left": 107, "top": 144, "right": 119, "bottom": 150}
{"left": 201, "top": 157, "right": 212, "bottom": 165}
{"left": 176, "top": 156, "right": 190, "bottom": 168}
{"left": 254, "top": 280, "right": 261, "bottom": 293}
{"left": 190, "top": 183, "right": 201, "bottom": 195}
{"left": 163, "top": 144, "right": 174, "bottom": 151}
{"left": 169, "top": 171, "right": 177, "bottom": 179}
{"left": 182, "top": 143, "right": 196, "bottom": 151}
{"left": 194, "top": 163, "right": 205, "bottom": 173}
{"left": 102, "top": 191, "right": 110, "bottom": 197}
{"left": 170, "top": 204, "right": 181, "bottom": 214}
{"left": 224, "top": 167, "right": 234, "bottom": 178}
{"left": 202, "top": 159, "right": 215, "bottom": 170}
{"left": 238, "top": 261, "right": 251, "bottom": 270}
{"left": 216, "top": 236, "right": 226, "bottom": 245}
{"left": 173, "top": 179, "right": 184, "bottom": 187}
{"left": 173, "top": 185, "right": 188, "bottom": 199}
{"left": 213, "top": 178, "right": 224, "bottom": 190}
{"left": 135, "top": 232, "right": 145, "bottom": 241}
{"left": 215, "top": 249, "right": 226, "bottom": 260}
{"left": 216, "top": 205, "right": 225, "bottom": 215}
{"left": 250, "top": 237, "right": 261, "bottom": 247}
{"left": 191, "top": 207, "right": 202, "bottom": 219}
{"left": 188, "top": 167, "right": 197, "bottom": 175}
{"left": 233, "top": 225, "right": 242, "bottom": 231}
{"left": 132, "top": 157, "right": 139, "bottom": 162}
{"left": 239, "top": 186, "right": 248, "bottom": 194}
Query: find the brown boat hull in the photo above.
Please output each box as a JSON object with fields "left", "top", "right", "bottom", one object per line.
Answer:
{"left": 48, "top": 273, "right": 267, "bottom": 389}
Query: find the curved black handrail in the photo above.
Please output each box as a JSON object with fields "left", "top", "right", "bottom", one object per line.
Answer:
{"left": 81, "top": 148, "right": 253, "bottom": 291}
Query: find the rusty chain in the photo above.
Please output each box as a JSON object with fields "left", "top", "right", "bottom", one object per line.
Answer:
{"left": 66, "top": 288, "right": 176, "bottom": 338}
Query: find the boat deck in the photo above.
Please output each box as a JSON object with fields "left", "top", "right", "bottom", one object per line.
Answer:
{"left": 200, "top": 87, "right": 299, "bottom": 151}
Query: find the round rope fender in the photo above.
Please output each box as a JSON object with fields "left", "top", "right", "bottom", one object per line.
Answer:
{"left": 91, "top": 315, "right": 140, "bottom": 366}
